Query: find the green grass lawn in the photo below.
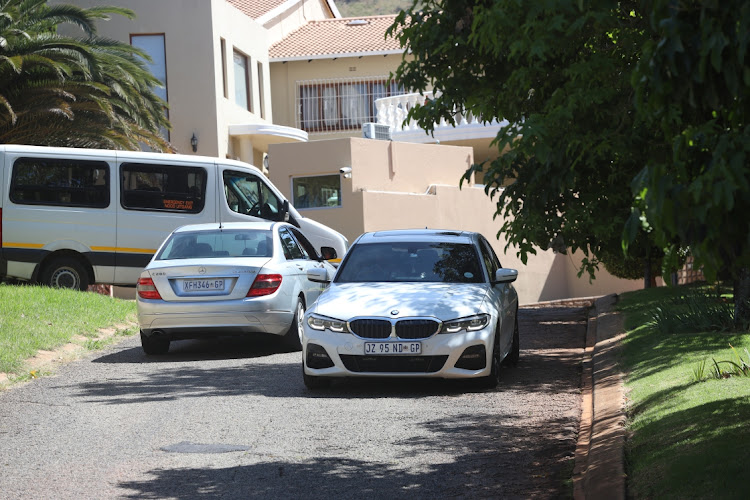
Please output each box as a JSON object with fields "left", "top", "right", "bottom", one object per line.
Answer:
{"left": 0, "top": 283, "right": 137, "bottom": 375}
{"left": 618, "top": 285, "right": 750, "bottom": 499}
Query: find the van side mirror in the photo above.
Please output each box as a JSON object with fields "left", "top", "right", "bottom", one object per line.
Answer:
{"left": 281, "top": 200, "right": 290, "bottom": 222}
{"left": 494, "top": 268, "right": 518, "bottom": 283}
{"left": 320, "top": 246, "right": 337, "bottom": 261}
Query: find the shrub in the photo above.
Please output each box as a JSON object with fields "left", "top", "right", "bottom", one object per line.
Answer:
{"left": 651, "top": 289, "right": 734, "bottom": 334}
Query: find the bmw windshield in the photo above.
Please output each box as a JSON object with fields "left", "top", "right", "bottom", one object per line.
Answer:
{"left": 335, "top": 242, "right": 484, "bottom": 283}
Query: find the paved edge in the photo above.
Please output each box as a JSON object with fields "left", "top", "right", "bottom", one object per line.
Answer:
{"left": 573, "top": 294, "right": 626, "bottom": 500}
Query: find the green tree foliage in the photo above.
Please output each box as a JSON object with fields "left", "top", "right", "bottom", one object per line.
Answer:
{"left": 0, "top": 0, "right": 172, "bottom": 151}
{"left": 629, "top": 0, "right": 750, "bottom": 324}
{"left": 388, "top": 0, "right": 664, "bottom": 282}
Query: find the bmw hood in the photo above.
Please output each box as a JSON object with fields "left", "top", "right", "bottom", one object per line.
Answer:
{"left": 311, "top": 282, "right": 491, "bottom": 320}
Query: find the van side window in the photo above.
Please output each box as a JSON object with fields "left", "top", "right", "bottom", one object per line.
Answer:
{"left": 10, "top": 157, "right": 109, "bottom": 208}
{"left": 121, "top": 163, "right": 206, "bottom": 213}
{"left": 223, "top": 170, "right": 283, "bottom": 221}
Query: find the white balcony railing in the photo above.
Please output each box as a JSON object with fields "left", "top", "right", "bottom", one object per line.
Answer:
{"left": 294, "top": 76, "right": 407, "bottom": 134}
{"left": 374, "top": 91, "right": 507, "bottom": 144}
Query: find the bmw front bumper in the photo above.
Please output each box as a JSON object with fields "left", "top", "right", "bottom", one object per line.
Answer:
{"left": 302, "top": 325, "right": 495, "bottom": 379}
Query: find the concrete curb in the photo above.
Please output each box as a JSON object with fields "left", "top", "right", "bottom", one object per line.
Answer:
{"left": 573, "top": 294, "right": 627, "bottom": 500}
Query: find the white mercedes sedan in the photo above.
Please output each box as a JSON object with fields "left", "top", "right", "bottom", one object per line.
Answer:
{"left": 136, "top": 221, "right": 336, "bottom": 355}
{"left": 301, "top": 229, "right": 519, "bottom": 389}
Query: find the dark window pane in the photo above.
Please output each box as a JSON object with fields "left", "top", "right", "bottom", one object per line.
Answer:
{"left": 292, "top": 174, "right": 341, "bottom": 209}
{"left": 279, "top": 228, "right": 304, "bottom": 260}
{"left": 10, "top": 157, "right": 109, "bottom": 208}
{"left": 157, "top": 229, "right": 272, "bottom": 259}
{"left": 336, "top": 242, "right": 483, "bottom": 283}
{"left": 121, "top": 163, "right": 206, "bottom": 213}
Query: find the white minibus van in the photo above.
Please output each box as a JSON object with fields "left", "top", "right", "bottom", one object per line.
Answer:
{"left": 0, "top": 145, "right": 347, "bottom": 290}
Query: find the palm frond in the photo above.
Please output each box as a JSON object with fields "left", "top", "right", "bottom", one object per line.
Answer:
{"left": 0, "top": 0, "right": 172, "bottom": 151}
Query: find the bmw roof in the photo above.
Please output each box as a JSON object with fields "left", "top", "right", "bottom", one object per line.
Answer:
{"left": 355, "top": 229, "right": 478, "bottom": 244}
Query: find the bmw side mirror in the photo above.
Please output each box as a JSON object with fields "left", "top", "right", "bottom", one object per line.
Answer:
{"left": 494, "top": 268, "right": 518, "bottom": 283}
{"left": 308, "top": 267, "right": 331, "bottom": 284}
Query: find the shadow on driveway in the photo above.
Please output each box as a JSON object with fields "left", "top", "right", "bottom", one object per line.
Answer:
{"left": 76, "top": 306, "right": 587, "bottom": 404}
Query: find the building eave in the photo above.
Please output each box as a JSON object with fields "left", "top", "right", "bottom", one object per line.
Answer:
{"left": 228, "top": 123, "right": 308, "bottom": 150}
{"left": 270, "top": 49, "right": 403, "bottom": 63}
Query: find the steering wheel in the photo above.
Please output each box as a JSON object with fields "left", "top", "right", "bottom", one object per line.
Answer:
{"left": 247, "top": 201, "right": 260, "bottom": 216}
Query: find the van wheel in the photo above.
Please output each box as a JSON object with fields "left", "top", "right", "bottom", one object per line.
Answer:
{"left": 282, "top": 298, "right": 305, "bottom": 351}
{"left": 40, "top": 258, "right": 89, "bottom": 291}
{"left": 140, "top": 331, "right": 170, "bottom": 355}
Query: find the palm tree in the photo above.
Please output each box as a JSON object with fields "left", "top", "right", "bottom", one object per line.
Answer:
{"left": 0, "top": 0, "right": 173, "bottom": 151}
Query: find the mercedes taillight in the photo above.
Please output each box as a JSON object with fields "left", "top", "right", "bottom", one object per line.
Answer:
{"left": 247, "top": 274, "right": 282, "bottom": 297}
{"left": 137, "top": 277, "right": 162, "bottom": 300}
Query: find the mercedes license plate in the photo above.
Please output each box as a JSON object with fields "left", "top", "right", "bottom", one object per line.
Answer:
{"left": 183, "top": 279, "right": 225, "bottom": 291}
{"left": 364, "top": 342, "right": 421, "bottom": 355}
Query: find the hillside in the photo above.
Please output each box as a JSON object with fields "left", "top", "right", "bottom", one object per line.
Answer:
{"left": 336, "top": 0, "right": 411, "bottom": 17}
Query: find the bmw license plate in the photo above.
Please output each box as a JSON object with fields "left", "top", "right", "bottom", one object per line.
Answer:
{"left": 183, "top": 279, "right": 225, "bottom": 291}
{"left": 364, "top": 342, "right": 421, "bottom": 355}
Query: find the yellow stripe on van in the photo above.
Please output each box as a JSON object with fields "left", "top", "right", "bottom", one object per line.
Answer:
{"left": 3, "top": 242, "right": 155, "bottom": 253}
{"left": 3, "top": 242, "right": 45, "bottom": 249}
{"left": 90, "top": 246, "right": 155, "bottom": 254}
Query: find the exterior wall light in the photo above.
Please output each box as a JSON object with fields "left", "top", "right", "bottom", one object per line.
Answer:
{"left": 190, "top": 133, "right": 198, "bottom": 152}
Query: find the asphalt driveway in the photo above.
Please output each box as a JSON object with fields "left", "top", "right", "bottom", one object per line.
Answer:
{"left": 0, "top": 305, "right": 587, "bottom": 499}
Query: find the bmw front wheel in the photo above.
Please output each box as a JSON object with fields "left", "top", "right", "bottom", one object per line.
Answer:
{"left": 477, "top": 328, "right": 501, "bottom": 389}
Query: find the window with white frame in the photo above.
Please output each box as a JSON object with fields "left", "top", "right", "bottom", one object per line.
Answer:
{"left": 291, "top": 175, "right": 341, "bottom": 209}
{"left": 297, "top": 77, "right": 405, "bottom": 133}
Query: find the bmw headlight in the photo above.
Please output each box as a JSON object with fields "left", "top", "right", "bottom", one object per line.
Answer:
{"left": 441, "top": 314, "right": 490, "bottom": 333}
{"left": 306, "top": 313, "right": 350, "bottom": 333}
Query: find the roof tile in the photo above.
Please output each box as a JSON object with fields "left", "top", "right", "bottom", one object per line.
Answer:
{"left": 226, "top": 0, "right": 288, "bottom": 20}
{"left": 269, "top": 15, "right": 402, "bottom": 60}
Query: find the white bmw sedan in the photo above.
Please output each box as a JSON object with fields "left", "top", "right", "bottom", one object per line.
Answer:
{"left": 302, "top": 229, "right": 519, "bottom": 389}
{"left": 136, "top": 221, "right": 336, "bottom": 355}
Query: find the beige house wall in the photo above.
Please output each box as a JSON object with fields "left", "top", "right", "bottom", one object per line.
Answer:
{"left": 563, "top": 249, "right": 648, "bottom": 298}
{"left": 270, "top": 54, "right": 405, "bottom": 138}
{"left": 56, "top": 0, "right": 219, "bottom": 156}
{"left": 218, "top": 2, "right": 273, "bottom": 127}
{"left": 269, "top": 138, "right": 644, "bottom": 304}
{"left": 59, "top": 0, "right": 275, "bottom": 165}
